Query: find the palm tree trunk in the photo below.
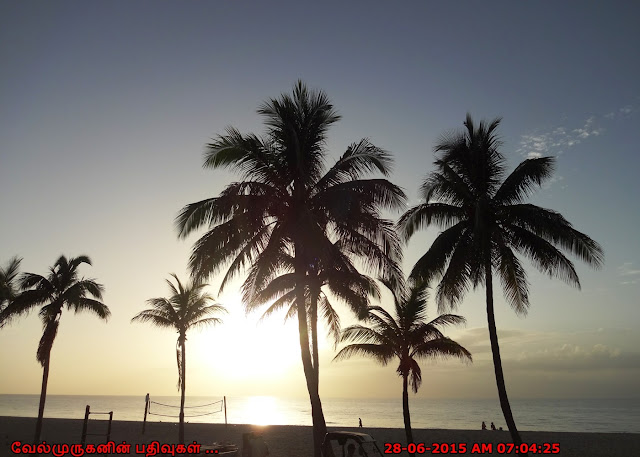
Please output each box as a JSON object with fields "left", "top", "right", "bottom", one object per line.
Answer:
{"left": 485, "top": 254, "right": 526, "bottom": 455}
{"left": 402, "top": 374, "right": 414, "bottom": 455}
{"left": 295, "top": 259, "right": 326, "bottom": 457}
{"left": 34, "top": 351, "right": 50, "bottom": 443}
{"left": 310, "top": 287, "right": 320, "bottom": 388}
{"left": 179, "top": 337, "right": 186, "bottom": 444}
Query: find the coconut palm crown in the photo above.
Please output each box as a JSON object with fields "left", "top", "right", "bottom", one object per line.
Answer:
{"left": 398, "top": 114, "right": 604, "bottom": 450}
{"left": 131, "top": 274, "right": 226, "bottom": 444}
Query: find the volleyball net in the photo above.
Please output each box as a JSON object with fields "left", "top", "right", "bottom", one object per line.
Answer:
{"left": 142, "top": 393, "right": 227, "bottom": 433}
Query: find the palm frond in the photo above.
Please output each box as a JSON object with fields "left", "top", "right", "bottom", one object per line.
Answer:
{"left": 494, "top": 157, "right": 555, "bottom": 204}
{"left": 70, "top": 298, "right": 111, "bottom": 319}
{"left": 409, "top": 221, "right": 467, "bottom": 284}
{"left": 398, "top": 203, "right": 465, "bottom": 241}
{"left": 411, "top": 337, "right": 473, "bottom": 363}
{"left": 495, "top": 239, "right": 530, "bottom": 315}
{"left": 503, "top": 204, "right": 604, "bottom": 268}
{"left": 333, "top": 343, "right": 394, "bottom": 365}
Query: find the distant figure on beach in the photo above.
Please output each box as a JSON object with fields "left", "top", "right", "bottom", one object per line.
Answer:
{"left": 359, "top": 417, "right": 363, "bottom": 428}
{"left": 481, "top": 421, "right": 487, "bottom": 430}
{"left": 491, "top": 422, "right": 496, "bottom": 431}
{"left": 347, "top": 443, "right": 357, "bottom": 457}
{"left": 499, "top": 427, "right": 503, "bottom": 431}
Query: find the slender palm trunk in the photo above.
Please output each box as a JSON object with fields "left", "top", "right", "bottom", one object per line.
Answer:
{"left": 485, "top": 254, "right": 526, "bottom": 454}
{"left": 310, "top": 287, "right": 320, "bottom": 388}
{"left": 402, "top": 374, "right": 414, "bottom": 454}
{"left": 179, "top": 338, "right": 186, "bottom": 444}
{"left": 295, "top": 258, "right": 326, "bottom": 457}
{"left": 34, "top": 351, "right": 51, "bottom": 443}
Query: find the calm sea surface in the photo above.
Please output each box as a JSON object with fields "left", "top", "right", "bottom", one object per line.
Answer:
{"left": 0, "top": 395, "right": 638, "bottom": 434}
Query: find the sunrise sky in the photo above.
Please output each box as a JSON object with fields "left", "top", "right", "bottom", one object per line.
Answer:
{"left": 1, "top": 1, "right": 639, "bottom": 401}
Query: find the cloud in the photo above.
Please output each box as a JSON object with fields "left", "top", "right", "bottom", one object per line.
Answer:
{"left": 594, "top": 104, "right": 634, "bottom": 121}
{"left": 620, "top": 105, "right": 634, "bottom": 115}
{"left": 618, "top": 262, "right": 640, "bottom": 285}
{"left": 516, "top": 115, "right": 605, "bottom": 159}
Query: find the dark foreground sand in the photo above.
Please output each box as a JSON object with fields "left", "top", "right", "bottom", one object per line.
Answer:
{"left": 2, "top": 416, "right": 638, "bottom": 457}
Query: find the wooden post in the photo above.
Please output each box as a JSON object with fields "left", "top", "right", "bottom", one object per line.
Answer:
{"left": 142, "top": 393, "right": 149, "bottom": 434}
{"left": 106, "top": 411, "right": 113, "bottom": 442}
{"left": 224, "top": 396, "right": 227, "bottom": 427}
{"left": 81, "top": 405, "right": 90, "bottom": 446}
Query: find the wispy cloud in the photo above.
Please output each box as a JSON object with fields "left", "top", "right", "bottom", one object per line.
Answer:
{"left": 606, "top": 105, "right": 635, "bottom": 119}
{"left": 516, "top": 115, "right": 604, "bottom": 160}
{"left": 618, "top": 262, "right": 640, "bottom": 285}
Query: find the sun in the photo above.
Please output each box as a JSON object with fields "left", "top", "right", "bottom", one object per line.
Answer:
{"left": 193, "top": 292, "right": 303, "bottom": 381}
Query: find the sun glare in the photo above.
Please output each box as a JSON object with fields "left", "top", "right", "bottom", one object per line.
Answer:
{"left": 236, "top": 396, "right": 286, "bottom": 425}
{"left": 195, "top": 292, "right": 303, "bottom": 382}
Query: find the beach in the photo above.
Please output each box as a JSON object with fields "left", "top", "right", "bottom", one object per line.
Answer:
{"left": 2, "top": 416, "right": 639, "bottom": 457}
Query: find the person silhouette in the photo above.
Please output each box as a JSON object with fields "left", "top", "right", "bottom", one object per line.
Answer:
{"left": 491, "top": 422, "right": 496, "bottom": 431}
{"left": 359, "top": 417, "right": 363, "bottom": 428}
{"left": 481, "top": 421, "right": 487, "bottom": 430}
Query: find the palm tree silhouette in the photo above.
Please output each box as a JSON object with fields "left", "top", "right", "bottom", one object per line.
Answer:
{"left": 334, "top": 279, "right": 470, "bottom": 450}
{"left": 0, "top": 256, "right": 21, "bottom": 320}
{"left": 176, "top": 81, "right": 405, "bottom": 456}
{"left": 398, "top": 115, "right": 604, "bottom": 451}
{"left": 131, "top": 274, "right": 226, "bottom": 444}
{"left": 249, "top": 247, "right": 382, "bottom": 364}
{"left": 0, "top": 255, "right": 109, "bottom": 443}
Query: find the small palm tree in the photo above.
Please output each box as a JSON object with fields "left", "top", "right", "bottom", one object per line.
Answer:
{"left": 131, "top": 274, "right": 226, "bottom": 444}
{"left": 0, "top": 255, "right": 109, "bottom": 443}
{"left": 334, "top": 279, "right": 471, "bottom": 449}
{"left": 0, "top": 256, "right": 22, "bottom": 320}
{"left": 398, "top": 115, "right": 604, "bottom": 450}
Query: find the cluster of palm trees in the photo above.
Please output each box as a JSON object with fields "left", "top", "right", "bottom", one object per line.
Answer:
{"left": 1, "top": 81, "right": 603, "bottom": 456}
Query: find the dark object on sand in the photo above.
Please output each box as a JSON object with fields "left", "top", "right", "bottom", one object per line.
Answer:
{"left": 322, "top": 431, "right": 383, "bottom": 456}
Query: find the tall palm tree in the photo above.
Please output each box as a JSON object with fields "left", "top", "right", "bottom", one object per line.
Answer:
{"left": 176, "top": 81, "right": 405, "bottom": 456}
{"left": 0, "top": 256, "right": 22, "bottom": 321}
{"left": 131, "top": 274, "right": 226, "bottom": 444}
{"left": 0, "top": 255, "right": 110, "bottom": 443}
{"left": 334, "top": 279, "right": 471, "bottom": 450}
{"left": 398, "top": 114, "right": 604, "bottom": 450}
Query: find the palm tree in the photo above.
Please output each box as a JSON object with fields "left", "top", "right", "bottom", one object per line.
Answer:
{"left": 0, "top": 255, "right": 110, "bottom": 443}
{"left": 131, "top": 274, "right": 226, "bottom": 444}
{"left": 334, "top": 279, "right": 471, "bottom": 450}
{"left": 0, "top": 256, "right": 22, "bottom": 321}
{"left": 398, "top": 114, "right": 604, "bottom": 450}
{"left": 176, "top": 81, "right": 405, "bottom": 456}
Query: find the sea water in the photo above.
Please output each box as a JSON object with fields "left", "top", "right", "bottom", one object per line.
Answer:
{"left": 0, "top": 395, "right": 638, "bottom": 433}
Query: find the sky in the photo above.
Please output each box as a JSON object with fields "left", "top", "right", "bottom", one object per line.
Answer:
{"left": 1, "top": 1, "right": 639, "bottom": 403}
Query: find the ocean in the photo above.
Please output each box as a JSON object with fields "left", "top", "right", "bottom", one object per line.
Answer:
{"left": 0, "top": 395, "right": 638, "bottom": 434}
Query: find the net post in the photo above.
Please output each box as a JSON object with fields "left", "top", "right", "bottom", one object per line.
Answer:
{"left": 106, "top": 411, "right": 113, "bottom": 442}
{"left": 224, "top": 396, "right": 227, "bottom": 427}
{"left": 142, "top": 393, "right": 149, "bottom": 434}
{"left": 81, "top": 405, "right": 90, "bottom": 446}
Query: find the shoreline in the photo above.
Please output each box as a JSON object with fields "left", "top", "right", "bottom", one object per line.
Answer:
{"left": 2, "top": 416, "right": 639, "bottom": 456}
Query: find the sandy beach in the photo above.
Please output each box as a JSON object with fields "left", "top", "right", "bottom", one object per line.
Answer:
{"left": 2, "top": 416, "right": 639, "bottom": 457}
